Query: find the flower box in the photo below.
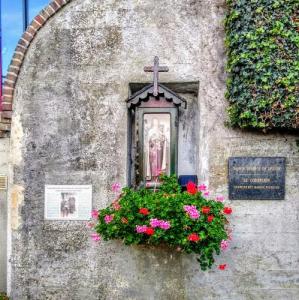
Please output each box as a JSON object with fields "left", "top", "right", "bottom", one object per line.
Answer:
{"left": 89, "top": 175, "right": 232, "bottom": 271}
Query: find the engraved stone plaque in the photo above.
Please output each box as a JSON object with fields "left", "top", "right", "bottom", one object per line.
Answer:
{"left": 229, "top": 157, "right": 285, "bottom": 200}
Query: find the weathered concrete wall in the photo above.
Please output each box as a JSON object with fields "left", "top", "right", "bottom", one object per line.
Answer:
{"left": 8, "top": 0, "right": 299, "bottom": 299}
{"left": 0, "top": 138, "right": 9, "bottom": 292}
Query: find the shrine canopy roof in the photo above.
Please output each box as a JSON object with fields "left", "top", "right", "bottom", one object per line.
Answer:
{"left": 127, "top": 83, "right": 187, "bottom": 109}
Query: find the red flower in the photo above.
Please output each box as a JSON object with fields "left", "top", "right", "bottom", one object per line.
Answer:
{"left": 145, "top": 227, "right": 155, "bottom": 235}
{"left": 207, "top": 215, "right": 214, "bottom": 223}
{"left": 186, "top": 181, "right": 197, "bottom": 195}
{"left": 201, "top": 206, "right": 211, "bottom": 214}
{"left": 188, "top": 233, "right": 200, "bottom": 242}
{"left": 139, "top": 208, "right": 150, "bottom": 215}
{"left": 223, "top": 207, "right": 232, "bottom": 214}
{"left": 218, "top": 264, "right": 227, "bottom": 270}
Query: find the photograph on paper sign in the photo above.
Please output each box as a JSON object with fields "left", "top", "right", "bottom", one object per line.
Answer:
{"left": 45, "top": 185, "right": 92, "bottom": 220}
{"left": 60, "top": 192, "right": 78, "bottom": 218}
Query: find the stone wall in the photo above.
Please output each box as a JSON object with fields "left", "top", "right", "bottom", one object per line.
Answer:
{"left": 7, "top": 0, "right": 299, "bottom": 299}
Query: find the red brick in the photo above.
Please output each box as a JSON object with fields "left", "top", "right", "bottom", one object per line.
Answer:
{"left": 1, "top": 103, "right": 13, "bottom": 111}
{"left": 11, "top": 58, "right": 22, "bottom": 67}
{"left": 0, "top": 123, "right": 11, "bottom": 131}
{"left": 13, "top": 53, "right": 24, "bottom": 61}
{"left": 35, "top": 15, "right": 45, "bottom": 25}
{"left": 44, "top": 5, "right": 55, "bottom": 16}
{"left": 15, "top": 45, "right": 27, "bottom": 54}
{"left": 17, "top": 43, "right": 27, "bottom": 50}
{"left": 0, "top": 119, "right": 12, "bottom": 125}
{"left": 0, "top": 115, "right": 12, "bottom": 124}
{"left": 40, "top": 9, "right": 50, "bottom": 20}
{"left": 3, "top": 88, "right": 14, "bottom": 97}
{"left": 6, "top": 73, "right": 17, "bottom": 82}
{"left": 22, "top": 32, "right": 34, "bottom": 43}
{"left": 4, "top": 80, "right": 14, "bottom": 89}
{"left": 18, "top": 38, "right": 29, "bottom": 48}
{"left": 31, "top": 20, "right": 41, "bottom": 30}
{"left": 8, "top": 65, "right": 20, "bottom": 74}
{"left": 0, "top": 131, "right": 9, "bottom": 138}
{"left": 0, "top": 111, "right": 12, "bottom": 119}
{"left": 27, "top": 26, "right": 37, "bottom": 37}
{"left": 50, "top": 1, "right": 60, "bottom": 12}
{"left": 55, "top": 0, "right": 66, "bottom": 6}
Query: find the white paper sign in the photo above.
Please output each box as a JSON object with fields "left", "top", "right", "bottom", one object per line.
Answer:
{"left": 45, "top": 185, "right": 92, "bottom": 220}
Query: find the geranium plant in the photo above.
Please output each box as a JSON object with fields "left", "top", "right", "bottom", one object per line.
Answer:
{"left": 90, "top": 175, "right": 232, "bottom": 271}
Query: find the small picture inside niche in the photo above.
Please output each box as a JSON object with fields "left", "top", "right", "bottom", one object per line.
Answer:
{"left": 144, "top": 114, "right": 170, "bottom": 182}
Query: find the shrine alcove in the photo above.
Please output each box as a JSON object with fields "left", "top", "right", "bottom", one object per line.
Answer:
{"left": 127, "top": 78, "right": 199, "bottom": 188}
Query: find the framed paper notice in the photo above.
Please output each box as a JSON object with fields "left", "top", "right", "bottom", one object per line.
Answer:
{"left": 45, "top": 185, "right": 92, "bottom": 220}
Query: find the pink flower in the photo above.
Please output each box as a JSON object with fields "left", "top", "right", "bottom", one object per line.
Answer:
{"left": 226, "top": 228, "right": 233, "bottom": 240}
{"left": 150, "top": 218, "right": 161, "bottom": 228}
{"left": 112, "top": 182, "right": 121, "bottom": 193}
{"left": 91, "top": 233, "right": 101, "bottom": 242}
{"left": 183, "top": 205, "right": 200, "bottom": 219}
{"left": 91, "top": 210, "right": 99, "bottom": 219}
{"left": 198, "top": 184, "right": 207, "bottom": 191}
{"left": 216, "top": 195, "right": 225, "bottom": 202}
{"left": 136, "top": 225, "right": 148, "bottom": 233}
{"left": 86, "top": 222, "right": 95, "bottom": 229}
{"left": 159, "top": 220, "right": 171, "bottom": 230}
{"left": 220, "top": 240, "right": 229, "bottom": 251}
{"left": 203, "top": 191, "right": 210, "bottom": 197}
{"left": 104, "top": 214, "right": 114, "bottom": 224}
{"left": 149, "top": 219, "right": 171, "bottom": 230}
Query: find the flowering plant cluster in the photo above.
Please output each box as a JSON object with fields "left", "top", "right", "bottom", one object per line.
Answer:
{"left": 0, "top": 293, "right": 9, "bottom": 300}
{"left": 90, "top": 175, "right": 232, "bottom": 271}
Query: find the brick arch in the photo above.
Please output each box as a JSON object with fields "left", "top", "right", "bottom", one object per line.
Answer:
{"left": 0, "top": 0, "right": 73, "bottom": 137}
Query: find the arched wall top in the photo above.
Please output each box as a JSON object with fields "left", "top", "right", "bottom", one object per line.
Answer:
{"left": 0, "top": 0, "right": 73, "bottom": 137}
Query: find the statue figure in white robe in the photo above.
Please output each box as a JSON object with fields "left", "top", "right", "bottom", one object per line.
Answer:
{"left": 146, "top": 118, "right": 168, "bottom": 180}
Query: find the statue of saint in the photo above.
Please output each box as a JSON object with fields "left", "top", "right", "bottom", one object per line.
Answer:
{"left": 146, "top": 118, "right": 167, "bottom": 180}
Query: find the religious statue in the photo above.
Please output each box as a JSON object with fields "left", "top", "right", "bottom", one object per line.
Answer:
{"left": 145, "top": 117, "right": 169, "bottom": 180}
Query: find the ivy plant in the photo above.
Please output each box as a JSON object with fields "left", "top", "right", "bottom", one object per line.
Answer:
{"left": 225, "top": 0, "right": 299, "bottom": 130}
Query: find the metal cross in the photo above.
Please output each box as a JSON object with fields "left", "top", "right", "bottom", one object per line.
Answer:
{"left": 144, "top": 56, "right": 169, "bottom": 96}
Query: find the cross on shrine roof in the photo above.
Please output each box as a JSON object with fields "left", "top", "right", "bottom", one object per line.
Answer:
{"left": 144, "top": 56, "right": 169, "bottom": 96}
